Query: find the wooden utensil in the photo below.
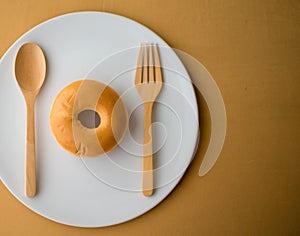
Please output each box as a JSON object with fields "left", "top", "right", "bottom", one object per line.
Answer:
{"left": 135, "top": 43, "right": 163, "bottom": 196}
{"left": 15, "top": 42, "right": 46, "bottom": 197}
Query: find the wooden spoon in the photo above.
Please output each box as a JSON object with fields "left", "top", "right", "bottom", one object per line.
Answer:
{"left": 15, "top": 43, "right": 46, "bottom": 197}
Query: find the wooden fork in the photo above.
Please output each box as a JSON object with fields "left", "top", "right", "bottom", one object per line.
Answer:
{"left": 135, "top": 43, "right": 163, "bottom": 196}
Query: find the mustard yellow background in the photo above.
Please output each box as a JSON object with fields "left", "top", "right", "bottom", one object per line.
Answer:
{"left": 0, "top": 0, "right": 299, "bottom": 235}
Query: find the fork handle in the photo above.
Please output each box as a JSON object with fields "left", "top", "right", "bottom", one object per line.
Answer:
{"left": 142, "top": 102, "right": 154, "bottom": 196}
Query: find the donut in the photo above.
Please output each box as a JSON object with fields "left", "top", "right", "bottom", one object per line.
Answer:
{"left": 50, "top": 80, "right": 128, "bottom": 157}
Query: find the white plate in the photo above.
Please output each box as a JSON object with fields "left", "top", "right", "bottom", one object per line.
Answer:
{"left": 0, "top": 12, "right": 199, "bottom": 227}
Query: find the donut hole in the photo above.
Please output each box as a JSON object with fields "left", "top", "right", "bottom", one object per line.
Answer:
{"left": 77, "top": 109, "right": 101, "bottom": 129}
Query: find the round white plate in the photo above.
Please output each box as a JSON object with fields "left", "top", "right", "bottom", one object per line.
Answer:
{"left": 0, "top": 12, "right": 198, "bottom": 227}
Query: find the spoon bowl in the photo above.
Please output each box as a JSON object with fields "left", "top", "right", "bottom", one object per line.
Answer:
{"left": 15, "top": 43, "right": 46, "bottom": 92}
{"left": 15, "top": 42, "right": 46, "bottom": 197}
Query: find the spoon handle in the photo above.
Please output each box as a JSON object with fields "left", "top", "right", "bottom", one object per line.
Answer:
{"left": 25, "top": 97, "right": 36, "bottom": 197}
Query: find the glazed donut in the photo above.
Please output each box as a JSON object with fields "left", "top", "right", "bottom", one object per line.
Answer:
{"left": 50, "top": 80, "right": 128, "bottom": 157}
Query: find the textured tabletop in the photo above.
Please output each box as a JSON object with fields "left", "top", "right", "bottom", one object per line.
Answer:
{"left": 0, "top": 0, "right": 299, "bottom": 235}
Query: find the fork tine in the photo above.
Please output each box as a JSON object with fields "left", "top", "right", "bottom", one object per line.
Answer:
{"left": 154, "top": 44, "right": 162, "bottom": 83}
{"left": 149, "top": 43, "right": 155, "bottom": 82}
{"left": 143, "top": 43, "right": 148, "bottom": 83}
{"left": 135, "top": 43, "right": 143, "bottom": 85}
